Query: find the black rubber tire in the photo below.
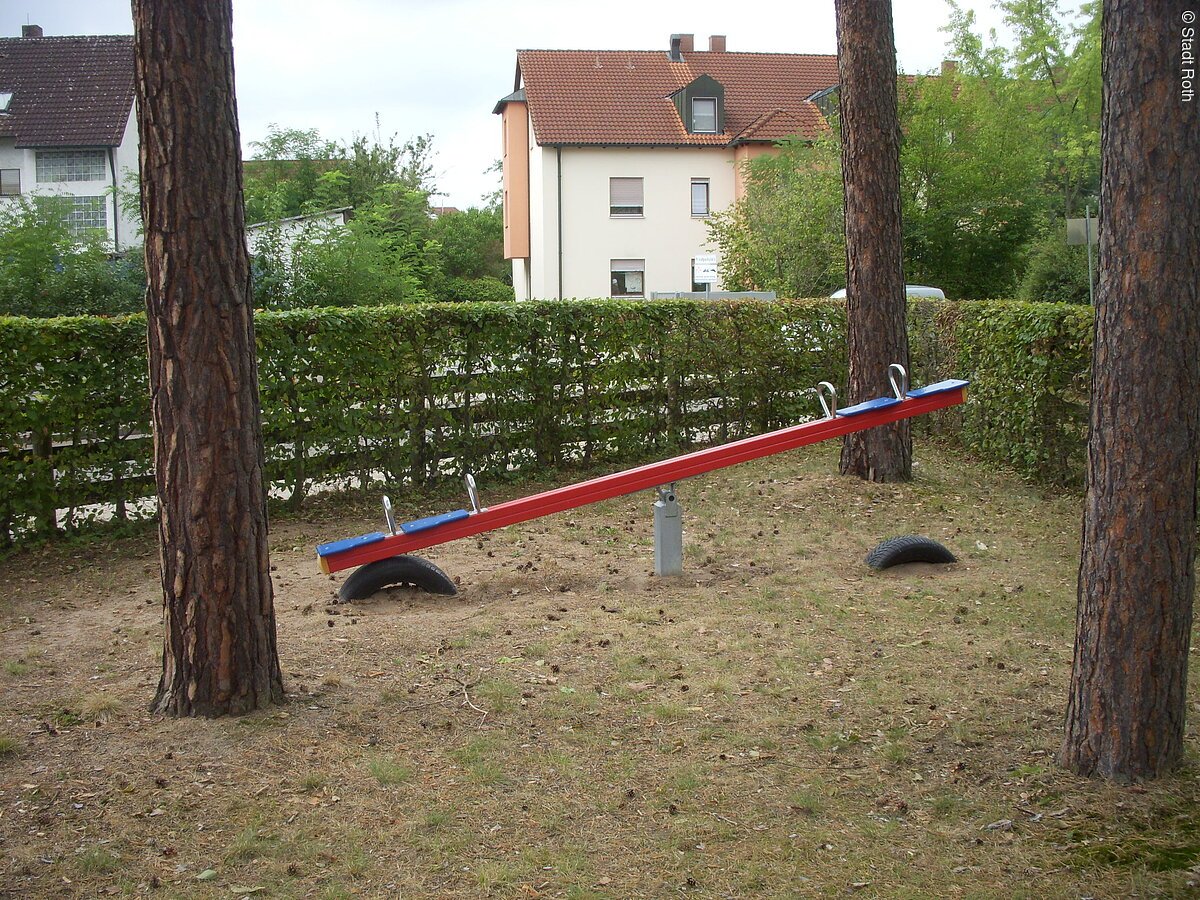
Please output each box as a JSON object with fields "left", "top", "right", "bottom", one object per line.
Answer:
{"left": 865, "top": 535, "right": 957, "bottom": 570}
{"left": 338, "top": 555, "right": 458, "bottom": 601}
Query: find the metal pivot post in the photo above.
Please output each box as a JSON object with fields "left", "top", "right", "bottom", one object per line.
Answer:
{"left": 654, "top": 483, "right": 683, "bottom": 577}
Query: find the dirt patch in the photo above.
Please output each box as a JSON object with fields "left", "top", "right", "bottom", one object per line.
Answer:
{"left": 1, "top": 443, "right": 1198, "bottom": 898}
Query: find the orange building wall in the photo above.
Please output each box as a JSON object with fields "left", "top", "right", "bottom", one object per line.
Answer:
{"left": 501, "top": 102, "right": 531, "bottom": 260}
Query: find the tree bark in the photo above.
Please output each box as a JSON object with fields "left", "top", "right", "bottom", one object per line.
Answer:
{"left": 1061, "top": 0, "right": 1200, "bottom": 779}
{"left": 834, "top": 0, "right": 911, "bottom": 482}
{"left": 134, "top": 0, "right": 284, "bottom": 716}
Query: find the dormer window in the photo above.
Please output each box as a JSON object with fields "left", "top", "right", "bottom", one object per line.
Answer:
{"left": 0, "top": 91, "right": 12, "bottom": 113}
{"left": 671, "top": 74, "right": 725, "bottom": 135}
{"left": 691, "top": 98, "right": 717, "bottom": 133}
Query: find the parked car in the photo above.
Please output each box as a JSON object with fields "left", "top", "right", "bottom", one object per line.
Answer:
{"left": 829, "top": 285, "right": 946, "bottom": 300}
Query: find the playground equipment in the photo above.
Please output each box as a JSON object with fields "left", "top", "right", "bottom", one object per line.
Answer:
{"left": 316, "top": 366, "right": 969, "bottom": 600}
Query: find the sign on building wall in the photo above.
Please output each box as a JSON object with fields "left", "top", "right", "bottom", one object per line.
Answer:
{"left": 693, "top": 253, "right": 719, "bottom": 284}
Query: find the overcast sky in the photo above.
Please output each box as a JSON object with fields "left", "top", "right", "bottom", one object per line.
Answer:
{"left": 3, "top": 0, "right": 1021, "bottom": 208}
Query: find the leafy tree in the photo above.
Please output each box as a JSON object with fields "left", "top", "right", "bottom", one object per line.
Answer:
{"left": 251, "top": 210, "right": 437, "bottom": 310}
{"left": 244, "top": 124, "right": 341, "bottom": 223}
{"left": 431, "top": 206, "right": 507, "bottom": 282}
{"left": 898, "top": 66, "right": 1048, "bottom": 298}
{"left": 395, "top": 133, "right": 438, "bottom": 196}
{"left": 0, "top": 197, "right": 143, "bottom": 317}
{"left": 243, "top": 124, "right": 440, "bottom": 221}
{"left": 944, "top": 0, "right": 1100, "bottom": 219}
{"left": 710, "top": 0, "right": 1100, "bottom": 303}
{"left": 480, "top": 159, "right": 503, "bottom": 211}
{"left": 708, "top": 137, "right": 845, "bottom": 298}
{"left": 313, "top": 130, "right": 437, "bottom": 212}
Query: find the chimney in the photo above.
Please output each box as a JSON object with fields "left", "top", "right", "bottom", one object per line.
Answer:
{"left": 941, "top": 59, "right": 957, "bottom": 76}
{"left": 678, "top": 34, "right": 694, "bottom": 53}
{"left": 669, "top": 34, "right": 685, "bottom": 62}
{"left": 21, "top": 24, "right": 43, "bottom": 38}
{"left": 709, "top": 35, "right": 726, "bottom": 52}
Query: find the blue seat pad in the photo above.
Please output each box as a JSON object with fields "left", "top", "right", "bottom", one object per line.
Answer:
{"left": 836, "top": 379, "right": 970, "bottom": 417}
{"left": 906, "top": 378, "right": 970, "bottom": 398}
{"left": 317, "top": 531, "right": 386, "bottom": 558}
{"left": 837, "top": 396, "right": 903, "bottom": 417}
{"left": 400, "top": 509, "right": 471, "bottom": 535}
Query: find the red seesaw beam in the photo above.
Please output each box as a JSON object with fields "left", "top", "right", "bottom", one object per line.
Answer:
{"left": 319, "top": 381, "right": 968, "bottom": 574}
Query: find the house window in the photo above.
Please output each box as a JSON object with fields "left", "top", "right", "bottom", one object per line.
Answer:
{"left": 690, "top": 179, "right": 710, "bottom": 216}
{"left": 35, "top": 150, "right": 107, "bottom": 183}
{"left": 691, "top": 260, "right": 706, "bottom": 292}
{"left": 611, "top": 259, "right": 645, "bottom": 297}
{"left": 0, "top": 168, "right": 19, "bottom": 196}
{"left": 63, "top": 196, "right": 107, "bottom": 234}
{"left": 692, "top": 98, "right": 718, "bottom": 133}
{"left": 610, "top": 177, "right": 644, "bottom": 217}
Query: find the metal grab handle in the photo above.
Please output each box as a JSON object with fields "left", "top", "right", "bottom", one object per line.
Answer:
{"left": 382, "top": 495, "right": 398, "bottom": 536}
{"left": 888, "top": 364, "right": 909, "bottom": 400}
{"left": 815, "top": 381, "right": 837, "bottom": 419}
{"left": 464, "top": 473, "right": 482, "bottom": 514}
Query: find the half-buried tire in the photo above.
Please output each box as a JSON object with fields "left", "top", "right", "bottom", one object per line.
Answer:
{"left": 865, "top": 535, "right": 957, "bottom": 570}
{"left": 338, "top": 555, "right": 458, "bottom": 601}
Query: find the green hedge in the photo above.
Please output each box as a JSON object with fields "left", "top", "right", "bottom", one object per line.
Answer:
{"left": 0, "top": 298, "right": 1093, "bottom": 545}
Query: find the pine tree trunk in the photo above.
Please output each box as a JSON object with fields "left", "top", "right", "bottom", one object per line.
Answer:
{"left": 1061, "top": 0, "right": 1200, "bottom": 779}
{"left": 834, "top": 0, "right": 911, "bottom": 482}
{"left": 133, "top": 0, "right": 284, "bottom": 716}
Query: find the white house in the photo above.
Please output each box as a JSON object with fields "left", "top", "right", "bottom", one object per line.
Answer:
{"left": 0, "top": 25, "right": 140, "bottom": 251}
{"left": 494, "top": 34, "right": 840, "bottom": 300}
{"left": 246, "top": 207, "right": 353, "bottom": 259}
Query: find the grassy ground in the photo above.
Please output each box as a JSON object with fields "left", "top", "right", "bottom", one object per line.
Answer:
{"left": 1, "top": 441, "right": 1198, "bottom": 898}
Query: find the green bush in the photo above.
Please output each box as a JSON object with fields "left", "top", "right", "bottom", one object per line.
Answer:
{"left": 909, "top": 299, "right": 1092, "bottom": 485}
{"left": 437, "top": 276, "right": 514, "bottom": 303}
{"left": 1018, "top": 227, "right": 1094, "bottom": 304}
{"left": 0, "top": 298, "right": 1094, "bottom": 546}
{"left": 0, "top": 198, "right": 144, "bottom": 317}
{"left": 250, "top": 217, "right": 434, "bottom": 310}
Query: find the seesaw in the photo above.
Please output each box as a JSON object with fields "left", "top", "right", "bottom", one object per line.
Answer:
{"left": 316, "top": 365, "right": 969, "bottom": 600}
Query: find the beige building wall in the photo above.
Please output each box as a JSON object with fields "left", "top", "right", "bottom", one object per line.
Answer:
{"left": 526, "top": 121, "right": 554, "bottom": 299}
{"left": 527, "top": 145, "right": 738, "bottom": 299}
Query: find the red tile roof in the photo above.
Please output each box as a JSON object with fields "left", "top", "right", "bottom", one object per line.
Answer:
{"left": 0, "top": 35, "right": 134, "bottom": 148}
{"left": 513, "top": 49, "right": 839, "bottom": 146}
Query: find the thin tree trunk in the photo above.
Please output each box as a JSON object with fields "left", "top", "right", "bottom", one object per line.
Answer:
{"left": 134, "top": 0, "right": 284, "bottom": 716}
{"left": 1061, "top": 0, "right": 1200, "bottom": 779}
{"left": 834, "top": 0, "right": 911, "bottom": 482}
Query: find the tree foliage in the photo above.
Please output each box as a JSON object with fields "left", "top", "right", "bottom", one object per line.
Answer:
{"left": 243, "top": 123, "right": 439, "bottom": 223}
{"left": 709, "top": 0, "right": 1100, "bottom": 302}
{"left": 242, "top": 125, "right": 509, "bottom": 305}
{"left": 1018, "top": 225, "right": 1092, "bottom": 304}
{"left": 0, "top": 198, "right": 144, "bottom": 317}
{"left": 251, "top": 212, "right": 438, "bottom": 310}
{"left": 432, "top": 206, "right": 506, "bottom": 282}
{"left": 707, "top": 138, "right": 845, "bottom": 298}
{"left": 898, "top": 63, "right": 1049, "bottom": 298}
